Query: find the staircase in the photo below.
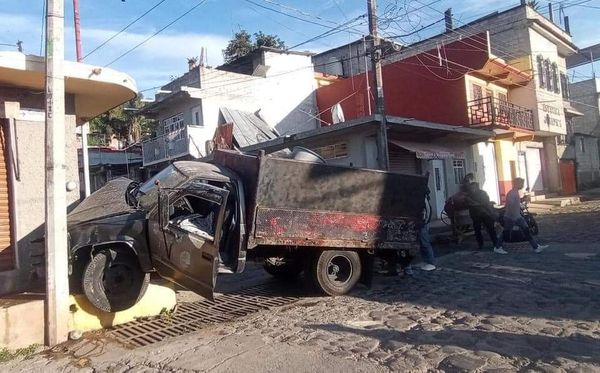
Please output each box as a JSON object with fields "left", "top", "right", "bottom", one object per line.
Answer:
{"left": 527, "top": 191, "right": 581, "bottom": 213}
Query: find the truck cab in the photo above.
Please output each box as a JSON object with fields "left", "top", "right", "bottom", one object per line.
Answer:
{"left": 68, "top": 161, "right": 245, "bottom": 312}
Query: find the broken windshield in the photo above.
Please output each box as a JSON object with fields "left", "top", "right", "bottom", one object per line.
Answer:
{"left": 137, "top": 165, "right": 187, "bottom": 209}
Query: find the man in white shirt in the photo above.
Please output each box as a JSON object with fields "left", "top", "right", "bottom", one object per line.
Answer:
{"left": 495, "top": 177, "right": 548, "bottom": 254}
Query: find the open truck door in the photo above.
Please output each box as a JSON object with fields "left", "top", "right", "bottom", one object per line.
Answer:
{"left": 149, "top": 183, "right": 229, "bottom": 300}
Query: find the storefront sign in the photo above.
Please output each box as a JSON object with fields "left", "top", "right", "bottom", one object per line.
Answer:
{"left": 542, "top": 104, "right": 563, "bottom": 127}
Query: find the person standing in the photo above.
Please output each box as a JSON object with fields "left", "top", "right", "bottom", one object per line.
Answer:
{"left": 496, "top": 177, "right": 548, "bottom": 254}
{"left": 464, "top": 181, "right": 500, "bottom": 251}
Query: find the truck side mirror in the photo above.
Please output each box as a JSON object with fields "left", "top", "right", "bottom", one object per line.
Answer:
{"left": 159, "top": 191, "right": 170, "bottom": 229}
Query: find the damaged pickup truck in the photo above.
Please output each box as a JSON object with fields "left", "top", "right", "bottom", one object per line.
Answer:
{"left": 67, "top": 149, "right": 429, "bottom": 312}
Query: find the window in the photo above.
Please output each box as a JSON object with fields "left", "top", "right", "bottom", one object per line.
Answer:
{"left": 544, "top": 59, "right": 552, "bottom": 92}
{"left": 161, "top": 113, "right": 185, "bottom": 140}
{"left": 192, "top": 105, "right": 203, "bottom": 126}
{"left": 551, "top": 63, "right": 560, "bottom": 94}
{"left": 580, "top": 138, "right": 586, "bottom": 153}
{"left": 537, "top": 55, "right": 545, "bottom": 89}
{"left": 453, "top": 159, "right": 466, "bottom": 185}
{"left": 314, "top": 143, "right": 348, "bottom": 159}
{"left": 497, "top": 92, "right": 508, "bottom": 102}
{"left": 472, "top": 84, "right": 483, "bottom": 101}
{"left": 560, "top": 73, "right": 570, "bottom": 100}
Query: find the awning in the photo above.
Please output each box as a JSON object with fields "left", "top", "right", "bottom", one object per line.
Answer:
{"left": 388, "top": 140, "right": 465, "bottom": 160}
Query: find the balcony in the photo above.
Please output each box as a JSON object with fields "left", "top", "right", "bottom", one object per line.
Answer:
{"left": 142, "top": 126, "right": 190, "bottom": 166}
{"left": 468, "top": 97, "right": 534, "bottom": 131}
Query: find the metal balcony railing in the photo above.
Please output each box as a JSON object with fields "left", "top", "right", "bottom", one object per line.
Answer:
{"left": 468, "top": 96, "right": 534, "bottom": 131}
{"left": 142, "top": 126, "right": 189, "bottom": 166}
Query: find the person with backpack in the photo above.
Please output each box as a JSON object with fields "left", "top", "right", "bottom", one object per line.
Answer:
{"left": 464, "top": 181, "right": 500, "bottom": 251}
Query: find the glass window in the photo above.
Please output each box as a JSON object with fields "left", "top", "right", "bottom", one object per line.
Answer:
{"left": 580, "top": 138, "right": 586, "bottom": 153}
{"left": 537, "top": 55, "right": 545, "bottom": 89}
{"left": 545, "top": 59, "right": 552, "bottom": 92}
{"left": 472, "top": 84, "right": 483, "bottom": 101}
{"left": 552, "top": 63, "right": 560, "bottom": 94}
{"left": 453, "top": 159, "right": 466, "bottom": 185}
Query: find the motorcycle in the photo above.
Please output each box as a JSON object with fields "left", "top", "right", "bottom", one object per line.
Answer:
{"left": 495, "top": 196, "right": 539, "bottom": 242}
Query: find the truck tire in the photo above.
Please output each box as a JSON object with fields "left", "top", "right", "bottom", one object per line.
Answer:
{"left": 311, "top": 250, "right": 361, "bottom": 296}
{"left": 82, "top": 248, "right": 150, "bottom": 313}
{"left": 263, "top": 257, "right": 303, "bottom": 280}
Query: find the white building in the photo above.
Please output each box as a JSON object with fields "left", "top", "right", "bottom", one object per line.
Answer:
{"left": 140, "top": 48, "right": 319, "bottom": 171}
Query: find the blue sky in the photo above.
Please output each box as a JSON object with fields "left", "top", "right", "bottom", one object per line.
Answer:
{"left": 1, "top": 0, "right": 599, "bottom": 95}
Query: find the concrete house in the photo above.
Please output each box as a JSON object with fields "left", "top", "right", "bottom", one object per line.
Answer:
{"left": 379, "top": 2, "right": 580, "bottom": 196}
{"left": 140, "top": 48, "right": 319, "bottom": 173}
{"left": 0, "top": 52, "right": 137, "bottom": 296}
{"left": 566, "top": 78, "right": 600, "bottom": 188}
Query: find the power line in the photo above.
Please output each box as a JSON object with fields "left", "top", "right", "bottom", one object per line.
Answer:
{"left": 105, "top": 0, "right": 208, "bottom": 67}
{"left": 84, "top": 0, "right": 168, "bottom": 60}
{"left": 287, "top": 15, "right": 367, "bottom": 50}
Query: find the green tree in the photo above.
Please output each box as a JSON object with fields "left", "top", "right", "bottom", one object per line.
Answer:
{"left": 88, "top": 95, "right": 157, "bottom": 147}
{"left": 222, "top": 30, "right": 286, "bottom": 63}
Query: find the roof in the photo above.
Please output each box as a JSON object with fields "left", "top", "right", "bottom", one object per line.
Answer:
{"left": 217, "top": 47, "right": 313, "bottom": 75}
{"left": 241, "top": 115, "right": 493, "bottom": 154}
{"left": 220, "top": 107, "right": 277, "bottom": 148}
{"left": 173, "top": 160, "right": 237, "bottom": 182}
{"left": 0, "top": 52, "right": 137, "bottom": 124}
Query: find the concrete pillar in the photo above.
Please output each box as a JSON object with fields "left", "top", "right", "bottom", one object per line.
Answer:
{"left": 542, "top": 137, "right": 562, "bottom": 193}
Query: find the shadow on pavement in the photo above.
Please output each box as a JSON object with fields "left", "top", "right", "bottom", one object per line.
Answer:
{"left": 306, "top": 323, "right": 600, "bottom": 364}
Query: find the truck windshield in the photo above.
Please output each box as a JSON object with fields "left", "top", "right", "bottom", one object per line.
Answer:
{"left": 137, "top": 165, "right": 186, "bottom": 209}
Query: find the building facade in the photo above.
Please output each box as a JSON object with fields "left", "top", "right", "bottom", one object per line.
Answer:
{"left": 140, "top": 48, "right": 319, "bottom": 172}
{"left": 566, "top": 78, "right": 600, "bottom": 188}
{"left": 0, "top": 52, "right": 136, "bottom": 296}
{"left": 383, "top": 3, "right": 579, "bottom": 195}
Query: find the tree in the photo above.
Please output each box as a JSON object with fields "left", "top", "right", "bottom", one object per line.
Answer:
{"left": 222, "top": 30, "right": 286, "bottom": 63}
{"left": 89, "top": 95, "right": 157, "bottom": 147}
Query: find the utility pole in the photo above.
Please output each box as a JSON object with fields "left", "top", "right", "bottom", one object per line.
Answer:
{"left": 367, "top": 0, "right": 389, "bottom": 170}
{"left": 45, "top": 0, "right": 70, "bottom": 346}
{"left": 73, "top": 0, "right": 91, "bottom": 197}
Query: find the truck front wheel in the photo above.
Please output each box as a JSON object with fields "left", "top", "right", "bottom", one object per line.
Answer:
{"left": 311, "top": 250, "right": 361, "bottom": 296}
{"left": 82, "top": 248, "right": 150, "bottom": 313}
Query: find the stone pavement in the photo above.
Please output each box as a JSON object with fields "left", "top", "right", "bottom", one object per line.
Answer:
{"left": 2, "top": 201, "right": 600, "bottom": 372}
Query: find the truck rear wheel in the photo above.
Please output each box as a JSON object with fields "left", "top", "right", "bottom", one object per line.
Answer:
{"left": 82, "top": 248, "right": 150, "bottom": 313}
{"left": 310, "top": 250, "right": 361, "bottom": 296}
{"left": 264, "top": 257, "right": 303, "bottom": 280}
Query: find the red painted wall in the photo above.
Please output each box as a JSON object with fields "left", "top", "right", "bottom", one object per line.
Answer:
{"left": 316, "top": 33, "right": 492, "bottom": 127}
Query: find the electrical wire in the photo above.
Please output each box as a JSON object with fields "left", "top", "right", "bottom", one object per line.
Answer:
{"left": 104, "top": 0, "right": 208, "bottom": 67}
{"left": 84, "top": 0, "right": 168, "bottom": 60}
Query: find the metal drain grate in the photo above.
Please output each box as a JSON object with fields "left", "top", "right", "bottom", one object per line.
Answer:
{"left": 105, "top": 283, "right": 300, "bottom": 348}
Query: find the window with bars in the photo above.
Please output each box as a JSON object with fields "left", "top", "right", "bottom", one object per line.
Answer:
{"left": 453, "top": 159, "right": 466, "bottom": 185}
{"left": 314, "top": 143, "right": 348, "bottom": 159}
{"left": 551, "top": 63, "right": 560, "bottom": 94}
{"left": 162, "top": 113, "right": 185, "bottom": 140}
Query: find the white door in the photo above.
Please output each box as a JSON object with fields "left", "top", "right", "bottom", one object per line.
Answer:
{"left": 430, "top": 159, "right": 446, "bottom": 219}
{"left": 525, "top": 148, "right": 544, "bottom": 191}
{"left": 518, "top": 151, "right": 528, "bottom": 184}
{"left": 478, "top": 143, "right": 500, "bottom": 204}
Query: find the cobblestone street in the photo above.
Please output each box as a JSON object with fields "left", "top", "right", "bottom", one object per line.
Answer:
{"left": 3, "top": 199, "right": 600, "bottom": 372}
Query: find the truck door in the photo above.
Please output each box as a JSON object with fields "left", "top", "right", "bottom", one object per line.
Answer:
{"left": 151, "top": 183, "right": 229, "bottom": 300}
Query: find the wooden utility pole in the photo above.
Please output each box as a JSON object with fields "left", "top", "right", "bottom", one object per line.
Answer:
{"left": 72, "top": 0, "right": 91, "bottom": 197}
{"left": 367, "top": 0, "right": 389, "bottom": 170}
{"left": 45, "top": 0, "right": 70, "bottom": 346}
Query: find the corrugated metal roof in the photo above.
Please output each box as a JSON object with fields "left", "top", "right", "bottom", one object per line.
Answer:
{"left": 220, "top": 107, "right": 277, "bottom": 148}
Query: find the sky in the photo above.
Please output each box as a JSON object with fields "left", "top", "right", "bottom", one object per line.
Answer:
{"left": 1, "top": 0, "right": 599, "bottom": 96}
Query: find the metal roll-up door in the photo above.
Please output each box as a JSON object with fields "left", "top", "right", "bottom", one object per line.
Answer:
{"left": 389, "top": 147, "right": 418, "bottom": 175}
{"left": 0, "top": 120, "right": 13, "bottom": 271}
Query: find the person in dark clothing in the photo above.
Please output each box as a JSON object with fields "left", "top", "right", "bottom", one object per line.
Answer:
{"left": 464, "top": 182, "right": 499, "bottom": 250}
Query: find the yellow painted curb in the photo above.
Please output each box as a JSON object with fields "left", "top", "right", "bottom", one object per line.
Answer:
{"left": 68, "top": 282, "right": 177, "bottom": 333}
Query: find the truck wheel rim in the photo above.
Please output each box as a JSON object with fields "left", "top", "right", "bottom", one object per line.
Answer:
{"left": 326, "top": 255, "right": 353, "bottom": 285}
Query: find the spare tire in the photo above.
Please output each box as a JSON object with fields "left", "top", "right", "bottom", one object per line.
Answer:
{"left": 82, "top": 248, "right": 150, "bottom": 313}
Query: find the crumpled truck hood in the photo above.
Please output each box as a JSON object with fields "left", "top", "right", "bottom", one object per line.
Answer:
{"left": 68, "top": 177, "right": 136, "bottom": 225}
